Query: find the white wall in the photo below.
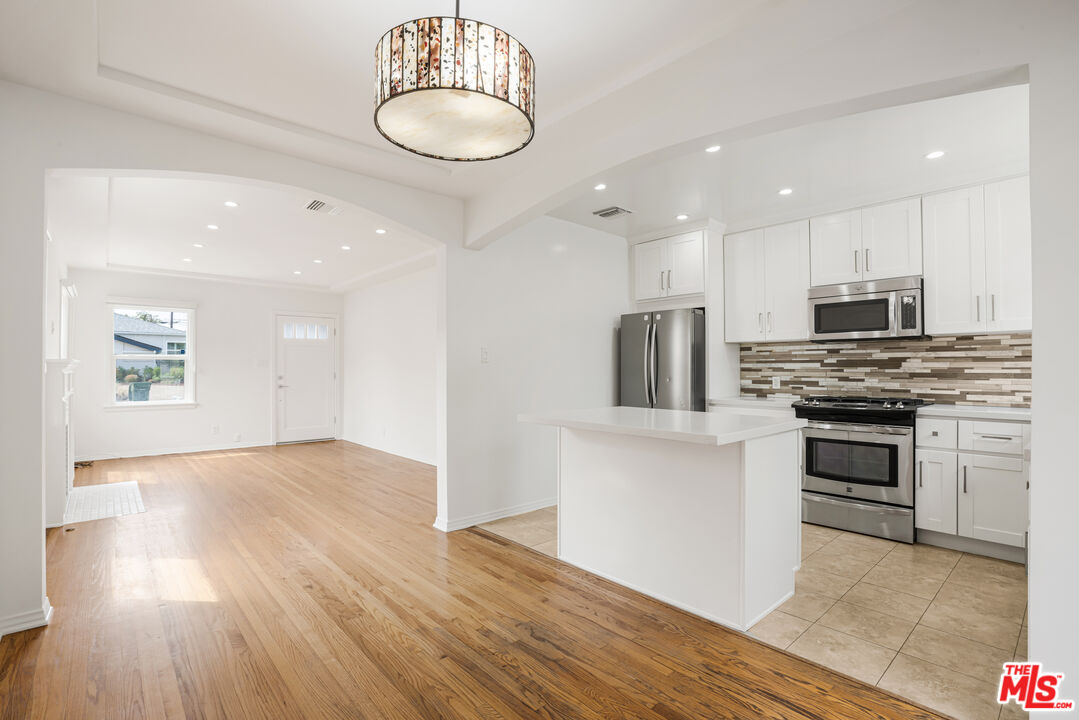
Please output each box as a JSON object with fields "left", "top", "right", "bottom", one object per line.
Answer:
{"left": 343, "top": 265, "right": 437, "bottom": 465}
{"left": 68, "top": 268, "right": 343, "bottom": 460}
{"left": 439, "top": 216, "right": 631, "bottom": 529}
{"left": 0, "top": 77, "right": 458, "bottom": 639}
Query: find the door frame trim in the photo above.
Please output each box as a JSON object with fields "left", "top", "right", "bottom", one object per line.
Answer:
{"left": 271, "top": 311, "right": 340, "bottom": 445}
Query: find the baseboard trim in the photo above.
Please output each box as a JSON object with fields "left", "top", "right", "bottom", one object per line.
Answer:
{"left": 76, "top": 441, "right": 269, "bottom": 463}
{"left": 438, "top": 496, "right": 557, "bottom": 533}
{"left": 917, "top": 529, "right": 1026, "bottom": 564}
{"left": 745, "top": 588, "right": 795, "bottom": 630}
{"left": 0, "top": 597, "right": 52, "bottom": 639}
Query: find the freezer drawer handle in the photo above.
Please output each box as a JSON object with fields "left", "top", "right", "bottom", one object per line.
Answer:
{"left": 978, "top": 435, "right": 1014, "bottom": 441}
{"left": 918, "top": 460, "right": 923, "bottom": 487}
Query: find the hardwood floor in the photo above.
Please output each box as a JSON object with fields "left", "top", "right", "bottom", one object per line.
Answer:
{"left": 0, "top": 441, "right": 946, "bottom": 719}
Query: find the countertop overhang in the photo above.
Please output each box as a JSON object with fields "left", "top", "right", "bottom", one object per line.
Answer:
{"left": 518, "top": 406, "right": 806, "bottom": 446}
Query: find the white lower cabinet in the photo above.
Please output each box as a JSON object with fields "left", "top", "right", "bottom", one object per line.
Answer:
{"left": 915, "top": 449, "right": 957, "bottom": 535}
{"left": 958, "top": 453, "right": 1028, "bottom": 548}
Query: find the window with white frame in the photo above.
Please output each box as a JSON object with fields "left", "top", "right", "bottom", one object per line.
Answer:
{"left": 112, "top": 305, "right": 194, "bottom": 404}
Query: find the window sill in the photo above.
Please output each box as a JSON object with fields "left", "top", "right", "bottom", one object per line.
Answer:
{"left": 104, "top": 401, "right": 199, "bottom": 411}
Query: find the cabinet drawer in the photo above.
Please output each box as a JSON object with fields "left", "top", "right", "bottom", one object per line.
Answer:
{"left": 918, "top": 419, "right": 957, "bottom": 449}
{"left": 958, "top": 421, "right": 1027, "bottom": 455}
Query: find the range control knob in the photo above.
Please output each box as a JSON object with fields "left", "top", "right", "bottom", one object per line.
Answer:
{"left": 896, "top": 401, "right": 905, "bottom": 409}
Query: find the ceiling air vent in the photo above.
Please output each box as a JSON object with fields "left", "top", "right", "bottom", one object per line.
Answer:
{"left": 593, "top": 206, "right": 633, "bottom": 219}
{"left": 306, "top": 199, "right": 343, "bottom": 216}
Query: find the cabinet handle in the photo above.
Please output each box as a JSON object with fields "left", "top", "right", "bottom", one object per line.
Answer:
{"left": 975, "top": 295, "right": 981, "bottom": 322}
{"left": 991, "top": 294, "right": 996, "bottom": 321}
{"left": 758, "top": 312, "right": 763, "bottom": 333}
{"left": 854, "top": 250, "right": 859, "bottom": 274}
{"left": 978, "top": 435, "right": 1013, "bottom": 441}
{"left": 659, "top": 271, "right": 664, "bottom": 292}
{"left": 666, "top": 269, "right": 671, "bottom": 290}
{"left": 767, "top": 311, "right": 774, "bottom": 332}
{"left": 918, "top": 460, "right": 923, "bottom": 488}
{"left": 865, "top": 248, "right": 871, "bottom": 272}
{"left": 963, "top": 465, "right": 968, "bottom": 493}
{"left": 930, "top": 430, "right": 939, "bottom": 437}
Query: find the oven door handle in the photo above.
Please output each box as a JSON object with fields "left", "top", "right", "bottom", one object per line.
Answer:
{"left": 802, "top": 493, "right": 913, "bottom": 515}
{"left": 807, "top": 422, "right": 912, "bottom": 435}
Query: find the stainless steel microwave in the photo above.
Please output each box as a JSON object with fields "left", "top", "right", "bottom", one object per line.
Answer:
{"left": 807, "top": 276, "right": 923, "bottom": 341}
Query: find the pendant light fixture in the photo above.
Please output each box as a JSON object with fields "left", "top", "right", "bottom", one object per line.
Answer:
{"left": 373, "top": 1, "right": 535, "bottom": 161}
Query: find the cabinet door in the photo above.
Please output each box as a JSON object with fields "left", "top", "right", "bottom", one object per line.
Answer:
{"left": 915, "top": 449, "right": 957, "bottom": 535}
{"left": 723, "top": 230, "right": 765, "bottom": 342}
{"left": 985, "top": 176, "right": 1032, "bottom": 333}
{"left": 667, "top": 231, "right": 705, "bottom": 296}
{"left": 764, "top": 221, "right": 810, "bottom": 341}
{"left": 810, "top": 210, "right": 862, "bottom": 286}
{"left": 633, "top": 238, "right": 668, "bottom": 301}
{"left": 958, "top": 453, "right": 1027, "bottom": 547}
{"left": 922, "top": 187, "right": 987, "bottom": 334}
{"left": 861, "top": 198, "right": 923, "bottom": 281}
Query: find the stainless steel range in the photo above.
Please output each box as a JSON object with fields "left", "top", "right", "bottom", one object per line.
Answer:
{"left": 792, "top": 396, "right": 931, "bottom": 543}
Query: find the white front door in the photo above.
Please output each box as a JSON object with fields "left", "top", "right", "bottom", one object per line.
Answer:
{"left": 275, "top": 315, "right": 336, "bottom": 443}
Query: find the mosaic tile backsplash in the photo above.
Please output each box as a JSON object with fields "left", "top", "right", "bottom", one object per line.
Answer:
{"left": 740, "top": 334, "right": 1031, "bottom": 407}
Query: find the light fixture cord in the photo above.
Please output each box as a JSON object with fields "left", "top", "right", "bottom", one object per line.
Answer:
{"left": 455, "top": 0, "right": 460, "bottom": 18}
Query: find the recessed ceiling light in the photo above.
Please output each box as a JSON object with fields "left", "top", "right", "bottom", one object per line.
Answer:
{"left": 375, "top": 228, "right": 387, "bottom": 234}
{"left": 675, "top": 214, "right": 689, "bottom": 221}
{"left": 182, "top": 258, "right": 192, "bottom": 263}
{"left": 206, "top": 224, "right": 219, "bottom": 230}
{"left": 293, "top": 270, "right": 302, "bottom": 275}
{"left": 705, "top": 145, "right": 721, "bottom": 153}
{"left": 925, "top": 150, "right": 945, "bottom": 160}
{"left": 192, "top": 243, "right": 204, "bottom": 248}
{"left": 313, "top": 259, "right": 323, "bottom": 264}
{"left": 594, "top": 183, "right": 607, "bottom": 191}
{"left": 224, "top": 201, "right": 238, "bottom": 208}
{"left": 341, "top": 245, "right": 351, "bottom": 251}
{"left": 778, "top": 188, "right": 793, "bottom": 196}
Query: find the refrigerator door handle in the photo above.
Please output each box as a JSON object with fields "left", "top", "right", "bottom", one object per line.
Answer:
{"left": 642, "top": 322, "right": 652, "bottom": 405}
{"left": 648, "top": 322, "right": 658, "bottom": 406}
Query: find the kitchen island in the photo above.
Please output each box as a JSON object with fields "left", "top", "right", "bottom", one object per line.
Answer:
{"left": 519, "top": 406, "right": 806, "bottom": 631}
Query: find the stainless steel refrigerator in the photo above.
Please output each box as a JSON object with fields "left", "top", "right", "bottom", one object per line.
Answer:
{"left": 619, "top": 308, "right": 705, "bottom": 410}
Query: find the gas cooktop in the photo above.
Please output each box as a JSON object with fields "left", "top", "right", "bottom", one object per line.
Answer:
{"left": 792, "top": 396, "right": 930, "bottom": 410}
{"left": 791, "top": 396, "right": 932, "bottom": 426}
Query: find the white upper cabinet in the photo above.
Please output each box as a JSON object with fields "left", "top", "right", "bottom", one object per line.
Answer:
{"left": 723, "top": 229, "right": 765, "bottom": 343}
{"left": 633, "top": 231, "right": 703, "bottom": 301}
{"left": 810, "top": 210, "right": 861, "bottom": 286}
{"left": 810, "top": 200, "right": 922, "bottom": 287}
{"left": 633, "top": 238, "right": 668, "bottom": 301}
{"left": 667, "top": 231, "right": 706, "bottom": 297}
{"left": 923, "top": 186, "right": 987, "bottom": 334}
{"left": 861, "top": 198, "right": 923, "bottom": 281}
{"left": 764, "top": 221, "right": 811, "bottom": 341}
{"left": 984, "top": 177, "right": 1032, "bottom": 333}
{"left": 924, "top": 178, "right": 1031, "bottom": 335}
{"left": 724, "top": 221, "right": 809, "bottom": 343}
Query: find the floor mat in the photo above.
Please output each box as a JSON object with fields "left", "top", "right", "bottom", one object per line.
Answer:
{"left": 64, "top": 481, "right": 146, "bottom": 524}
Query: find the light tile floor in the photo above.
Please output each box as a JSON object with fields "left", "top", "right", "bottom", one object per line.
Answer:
{"left": 483, "top": 511, "right": 1029, "bottom": 720}
{"left": 478, "top": 506, "right": 557, "bottom": 557}
{"left": 63, "top": 479, "right": 146, "bottom": 524}
{"left": 753, "top": 522, "right": 1028, "bottom": 720}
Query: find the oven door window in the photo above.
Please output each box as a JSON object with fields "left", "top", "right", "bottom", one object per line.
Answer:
{"left": 806, "top": 437, "right": 898, "bottom": 487}
{"left": 814, "top": 298, "right": 891, "bottom": 334}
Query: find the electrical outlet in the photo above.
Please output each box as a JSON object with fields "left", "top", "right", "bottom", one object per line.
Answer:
{"left": 211, "top": 424, "right": 221, "bottom": 435}
{"left": 233, "top": 433, "right": 242, "bottom": 442}
{"left": 480, "top": 346, "right": 489, "bottom": 364}
{"left": 771, "top": 377, "right": 781, "bottom": 389}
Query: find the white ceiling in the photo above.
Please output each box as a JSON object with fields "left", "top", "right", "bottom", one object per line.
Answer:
{"left": 0, "top": 0, "right": 768, "bottom": 197}
{"left": 47, "top": 175, "right": 434, "bottom": 290}
{"left": 549, "top": 84, "right": 1030, "bottom": 238}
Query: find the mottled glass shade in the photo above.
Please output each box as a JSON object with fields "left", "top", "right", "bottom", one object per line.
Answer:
{"left": 374, "top": 17, "right": 534, "bottom": 161}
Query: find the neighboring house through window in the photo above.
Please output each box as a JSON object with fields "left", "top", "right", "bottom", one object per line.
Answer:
{"left": 112, "top": 305, "right": 195, "bottom": 404}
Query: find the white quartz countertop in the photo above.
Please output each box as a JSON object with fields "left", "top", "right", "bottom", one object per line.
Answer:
{"left": 708, "top": 396, "right": 798, "bottom": 413}
{"left": 918, "top": 404, "right": 1032, "bottom": 422}
{"left": 518, "top": 406, "right": 806, "bottom": 446}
